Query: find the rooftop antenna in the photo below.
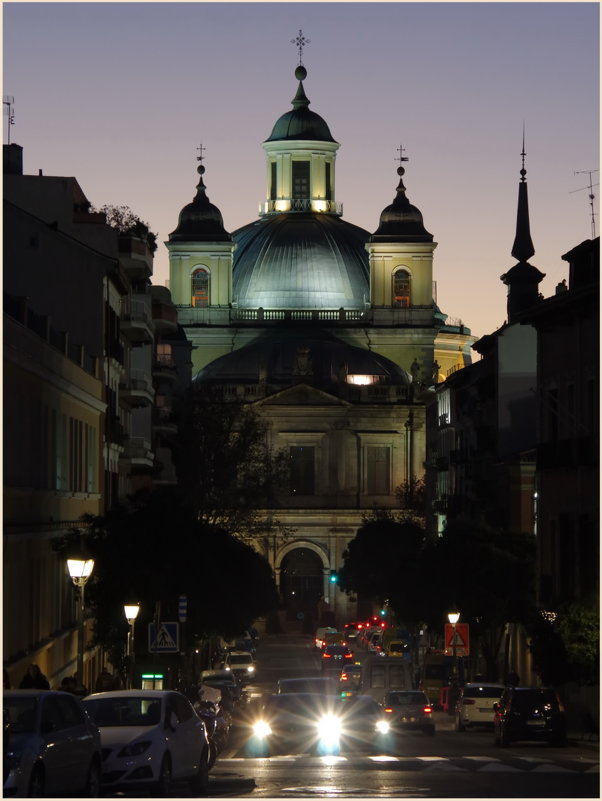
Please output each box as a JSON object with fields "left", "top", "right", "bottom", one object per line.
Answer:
{"left": 3, "top": 96, "right": 14, "bottom": 145}
{"left": 570, "top": 169, "right": 599, "bottom": 239}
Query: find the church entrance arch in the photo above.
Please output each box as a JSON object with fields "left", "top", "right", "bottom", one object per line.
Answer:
{"left": 279, "top": 547, "right": 324, "bottom": 627}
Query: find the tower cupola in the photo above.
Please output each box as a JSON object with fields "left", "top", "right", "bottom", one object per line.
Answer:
{"left": 371, "top": 163, "right": 433, "bottom": 243}
{"left": 500, "top": 137, "right": 545, "bottom": 322}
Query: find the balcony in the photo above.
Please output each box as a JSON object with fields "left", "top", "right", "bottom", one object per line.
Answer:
{"left": 119, "top": 371, "right": 154, "bottom": 408}
{"left": 118, "top": 235, "right": 153, "bottom": 281}
{"left": 152, "top": 407, "right": 178, "bottom": 436}
{"left": 259, "top": 198, "right": 343, "bottom": 216}
{"left": 106, "top": 417, "right": 126, "bottom": 446}
{"left": 120, "top": 437, "right": 154, "bottom": 468}
{"left": 153, "top": 354, "right": 177, "bottom": 382}
{"left": 120, "top": 298, "right": 153, "bottom": 344}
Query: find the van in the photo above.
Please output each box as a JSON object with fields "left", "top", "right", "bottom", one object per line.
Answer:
{"left": 322, "top": 631, "right": 345, "bottom": 648}
{"left": 314, "top": 626, "right": 337, "bottom": 649}
{"left": 358, "top": 656, "right": 414, "bottom": 702}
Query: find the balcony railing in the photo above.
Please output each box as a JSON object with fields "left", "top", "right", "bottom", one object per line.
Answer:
{"left": 259, "top": 198, "right": 343, "bottom": 216}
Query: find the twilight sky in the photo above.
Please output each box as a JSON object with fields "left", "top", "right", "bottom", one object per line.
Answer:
{"left": 4, "top": 2, "right": 599, "bottom": 340}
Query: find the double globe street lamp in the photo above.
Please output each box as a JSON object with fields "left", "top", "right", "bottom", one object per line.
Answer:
{"left": 67, "top": 556, "right": 95, "bottom": 689}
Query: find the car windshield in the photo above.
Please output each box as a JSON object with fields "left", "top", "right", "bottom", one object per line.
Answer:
{"left": 463, "top": 686, "right": 504, "bottom": 699}
{"left": 83, "top": 696, "right": 162, "bottom": 727}
{"left": 386, "top": 692, "right": 427, "bottom": 706}
{"left": 4, "top": 696, "right": 38, "bottom": 733}
{"left": 229, "top": 655, "right": 252, "bottom": 665}
{"left": 265, "top": 694, "right": 337, "bottom": 717}
{"left": 339, "top": 697, "right": 380, "bottom": 717}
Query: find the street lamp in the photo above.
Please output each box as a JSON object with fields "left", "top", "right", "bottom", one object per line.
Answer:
{"left": 67, "top": 557, "right": 95, "bottom": 688}
{"left": 124, "top": 603, "right": 140, "bottom": 689}
{"left": 447, "top": 609, "right": 460, "bottom": 677}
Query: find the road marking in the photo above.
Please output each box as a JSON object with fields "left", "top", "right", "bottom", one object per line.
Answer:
{"left": 477, "top": 763, "right": 524, "bottom": 772}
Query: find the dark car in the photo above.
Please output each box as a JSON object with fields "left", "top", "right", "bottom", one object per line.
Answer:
{"left": 493, "top": 687, "right": 566, "bottom": 747}
{"left": 277, "top": 677, "right": 339, "bottom": 695}
{"left": 321, "top": 644, "right": 354, "bottom": 673}
{"left": 336, "top": 694, "right": 392, "bottom": 752}
{"left": 250, "top": 693, "right": 340, "bottom": 755}
{"left": 382, "top": 690, "right": 435, "bottom": 736}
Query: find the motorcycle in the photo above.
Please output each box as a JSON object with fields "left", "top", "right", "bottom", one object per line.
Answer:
{"left": 194, "top": 699, "right": 231, "bottom": 767}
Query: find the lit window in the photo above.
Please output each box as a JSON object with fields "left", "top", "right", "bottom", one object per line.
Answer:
{"left": 347, "top": 374, "right": 375, "bottom": 386}
{"left": 393, "top": 269, "right": 411, "bottom": 308}
{"left": 192, "top": 268, "right": 209, "bottom": 307}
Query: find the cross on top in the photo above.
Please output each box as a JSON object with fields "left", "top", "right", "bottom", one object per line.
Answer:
{"left": 196, "top": 143, "right": 206, "bottom": 163}
{"left": 395, "top": 144, "right": 409, "bottom": 165}
{"left": 291, "top": 29, "right": 310, "bottom": 65}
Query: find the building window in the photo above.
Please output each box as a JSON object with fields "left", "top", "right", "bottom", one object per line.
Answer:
{"left": 366, "top": 445, "right": 390, "bottom": 494}
{"left": 156, "top": 343, "right": 173, "bottom": 366}
{"left": 325, "top": 162, "right": 332, "bottom": 200}
{"left": 270, "top": 162, "right": 277, "bottom": 200}
{"left": 292, "top": 161, "right": 310, "bottom": 199}
{"left": 290, "top": 446, "right": 315, "bottom": 495}
{"left": 191, "top": 268, "right": 209, "bottom": 307}
{"left": 393, "top": 269, "right": 411, "bottom": 307}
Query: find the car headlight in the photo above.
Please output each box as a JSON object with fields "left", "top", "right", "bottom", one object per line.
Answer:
{"left": 317, "top": 714, "right": 342, "bottom": 742}
{"left": 118, "top": 740, "right": 153, "bottom": 757}
{"left": 247, "top": 665, "right": 255, "bottom": 673}
{"left": 253, "top": 720, "right": 272, "bottom": 738}
{"left": 376, "top": 719, "right": 391, "bottom": 734}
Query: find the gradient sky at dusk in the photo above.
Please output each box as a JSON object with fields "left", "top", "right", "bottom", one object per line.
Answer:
{"left": 4, "top": 2, "right": 599, "bottom": 339}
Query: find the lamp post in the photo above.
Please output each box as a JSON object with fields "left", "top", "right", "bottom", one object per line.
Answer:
{"left": 67, "top": 557, "right": 94, "bottom": 689}
{"left": 124, "top": 603, "right": 140, "bottom": 689}
{"left": 447, "top": 609, "right": 460, "bottom": 677}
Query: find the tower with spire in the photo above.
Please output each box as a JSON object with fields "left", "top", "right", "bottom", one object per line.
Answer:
{"left": 500, "top": 137, "right": 545, "bottom": 322}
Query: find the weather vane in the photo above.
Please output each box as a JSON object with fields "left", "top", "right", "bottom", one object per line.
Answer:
{"left": 196, "top": 143, "right": 206, "bottom": 164}
{"left": 395, "top": 144, "right": 409, "bottom": 165}
{"left": 291, "top": 29, "right": 310, "bottom": 65}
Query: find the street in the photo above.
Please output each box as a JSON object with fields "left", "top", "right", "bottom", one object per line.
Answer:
{"left": 106, "top": 633, "right": 599, "bottom": 797}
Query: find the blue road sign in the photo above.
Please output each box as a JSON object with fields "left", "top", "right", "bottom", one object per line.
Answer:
{"left": 178, "top": 595, "right": 188, "bottom": 623}
{"left": 148, "top": 622, "right": 179, "bottom": 653}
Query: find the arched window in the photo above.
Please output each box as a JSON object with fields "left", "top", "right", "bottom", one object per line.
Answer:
{"left": 393, "top": 269, "right": 411, "bottom": 308}
{"left": 191, "top": 267, "right": 209, "bottom": 308}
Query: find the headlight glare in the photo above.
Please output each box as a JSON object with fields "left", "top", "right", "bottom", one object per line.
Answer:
{"left": 376, "top": 719, "right": 391, "bottom": 734}
{"left": 317, "top": 713, "right": 342, "bottom": 742}
{"left": 253, "top": 720, "right": 272, "bottom": 738}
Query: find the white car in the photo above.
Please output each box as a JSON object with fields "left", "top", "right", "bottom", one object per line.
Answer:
{"left": 222, "top": 650, "right": 256, "bottom": 683}
{"left": 82, "top": 690, "right": 210, "bottom": 796}
{"left": 455, "top": 682, "right": 506, "bottom": 730}
{"left": 3, "top": 689, "right": 102, "bottom": 797}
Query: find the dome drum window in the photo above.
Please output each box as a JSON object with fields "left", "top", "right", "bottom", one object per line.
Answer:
{"left": 191, "top": 267, "right": 209, "bottom": 308}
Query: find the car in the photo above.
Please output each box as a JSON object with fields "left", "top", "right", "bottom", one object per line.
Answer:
{"left": 455, "top": 682, "right": 505, "bottom": 731}
{"left": 381, "top": 689, "right": 435, "bottom": 736}
{"left": 343, "top": 622, "right": 362, "bottom": 640}
{"left": 277, "top": 676, "right": 339, "bottom": 695}
{"left": 3, "top": 689, "right": 102, "bottom": 797}
{"left": 222, "top": 650, "right": 256, "bottom": 683}
{"left": 249, "top": 693, "right": 342, "bottom": 755}
{"left": 336, "top": 694, "right": 392, "bottom": 752}
{"left": 82, "top": 690, "right": 210, "bottom": 796}
{"left": 321, "top": 644, "right": 354, "bottom": 672}
{"left": 493, "top": 686, "right": 567, "bottom": 747}
{"left": 200, "top": 669, "right": 243, "bottom": 702}
{"left": 322, "top": 631, "right": 346, "bottom": 649}
{"left": 314, "top": 626, "right": 338, "bottom": 649}
{"left": 339, "top": 663, "right": 363, "bottom": 694}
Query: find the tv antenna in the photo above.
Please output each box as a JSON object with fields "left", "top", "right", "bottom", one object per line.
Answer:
{"left": 570, "top": 169, "right": 599, "bottom": 239}
{"left": 3, "top": 96, "right": 15, "bottom": 145}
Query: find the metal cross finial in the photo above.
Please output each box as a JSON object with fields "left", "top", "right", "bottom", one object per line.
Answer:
{"left": 3, "top": 96, "right": 15, "bottom": 146}
{"left": 196, "top": 143, "right": 206, "bottom": 163}
{"left": 520, "top": 123, "right": 527, "bottom": 182}
{"left": 395, "top": 144, "right": 409, "bottom": 165}
{"left": 291, "top": 29, "right": 310, "bottom": 65}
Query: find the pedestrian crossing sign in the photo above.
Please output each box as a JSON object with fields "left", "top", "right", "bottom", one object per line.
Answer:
{"left": 148, "top": 622, "right": 179, "bottom": 653}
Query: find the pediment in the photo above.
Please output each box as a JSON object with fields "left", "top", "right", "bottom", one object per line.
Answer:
{"left": 255, "top": 383, "right": 351, "bottom": 407}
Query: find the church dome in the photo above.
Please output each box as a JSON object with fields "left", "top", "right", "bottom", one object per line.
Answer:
{"left": 169, "top": 165, "right": 231, "bottom": 242}
{"left": 371, "top": 166, "right": 433, "bottom": 243}
{"left": 194, "top": 330, "right": 411, "bottom": 395}
{"left": 232, "top": 213, "right": 370, "bottom": 309}
{"left": 265, "top": 66, "right": 336, "bottom": 144}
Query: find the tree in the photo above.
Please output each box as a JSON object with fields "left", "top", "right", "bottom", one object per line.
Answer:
{"left": 94, "top": 204, "right": 158, "bottom": 253}
{"left": 176, "top": 387, "right": 291, "bottom": 541}
{"left": 51, "top": 487, "right": 280, "bottom": 668}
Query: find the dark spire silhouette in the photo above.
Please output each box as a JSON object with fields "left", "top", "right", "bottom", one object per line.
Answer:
{"left": 511, "top": 129, "right": 535, "bottom": 262}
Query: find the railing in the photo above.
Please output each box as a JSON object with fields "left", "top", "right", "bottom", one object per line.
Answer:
{"left": 259, "top": 198, "right": 343, "bottom": 216}
{"left": 121, "top": 298, "right": 152, "bottom": 324}
{"left": 231, "top": 308, "right": 367, "bottom": 323}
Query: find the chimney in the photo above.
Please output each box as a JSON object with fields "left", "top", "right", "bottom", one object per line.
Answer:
{"left": 3, "top": 143, "right": 23, "bottom": 175}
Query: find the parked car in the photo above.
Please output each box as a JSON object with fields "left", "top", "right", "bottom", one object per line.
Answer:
{"left": 455, "top": 682, "right": 505, "bottom": 731}
{"left": 200, "top": 669, "right": 243, "bottom": 703}
{"left": 321, "top": 644, "right": 354, "bottom": 673}
{"left": 493, "top": 686, "right": 567, "bottom": 747}
{"left": 221, "top": 650, "right": 256, "bottom": 683}
{"left": 3, "top": 689, "right": 102, "bottom": 797}
{"left": 82, "top": 690, "right": 210, "bottom": 796}
{"left": 381, "top": 689, "right": 435, "bottom": 736}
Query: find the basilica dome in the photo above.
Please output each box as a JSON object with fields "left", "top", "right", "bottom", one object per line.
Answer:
{"left": 232, "top": 213, "right": 370, "bottom": 309}
{"left": 194, "top": 329, "right": 411, "bottom": 395}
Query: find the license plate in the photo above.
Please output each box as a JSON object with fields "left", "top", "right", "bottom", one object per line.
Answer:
{"left": 527, "top": 720, "right": 546, "bottom": 727}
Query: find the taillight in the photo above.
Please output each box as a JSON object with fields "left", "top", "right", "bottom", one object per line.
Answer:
{"left": 423, "top": 706, "right": 432, "bottom": 714}
{"left": 463, "top": 699, "right": 476, "bottom": 705}
{"left": 344, "top": 652, "right": 352, "bottom": 658}
{"left": 384, "top": 707, "right": 393, "bottom": 713}
{"left": 323, "top": 653, "right": 332, "bottom": 658}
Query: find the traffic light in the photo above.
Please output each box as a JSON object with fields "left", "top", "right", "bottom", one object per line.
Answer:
{"left": 329, "top": 570, "right": 338, "bottom": 584}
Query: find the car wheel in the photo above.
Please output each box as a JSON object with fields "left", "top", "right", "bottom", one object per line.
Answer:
{"left": 28, "top": 764, "right": 45, "bottom": 797}
{"left": 83, "top": 757, "right": 101, "bottom": 797}
{"left": 456, "top": 716, "right": 465, "bottom": 732}
{"left": 153, "top": 755, "right": 172, "bottom": 797}
{"left": 190, "top": 748, "right": 210, "bottom": 795}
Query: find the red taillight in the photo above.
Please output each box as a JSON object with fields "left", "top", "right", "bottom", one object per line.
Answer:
{"left": 344, "top": 652, "right": 352, "bottom": 658}
{"left": 463, "top": 699, "right": 476, "bottom": 705}
{"left": 423, "top": 706, "right": 433, "bottom": 714}
{"left": 384, "top": 707, "right": 393, "bottom": 713}
{"left": 323, "top": 653, "right": 332, "bottom": 658}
